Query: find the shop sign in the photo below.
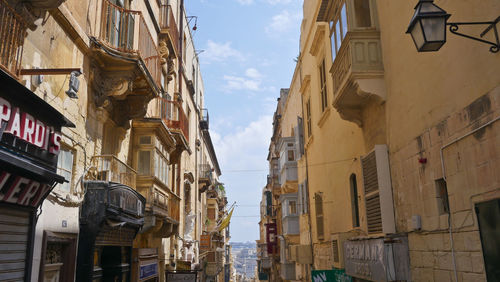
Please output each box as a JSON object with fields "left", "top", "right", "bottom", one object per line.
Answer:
{"left": 0, "top": 97, "right": 62, "bottom": 156}
{"left": 344, "top": 239, "right": 394, "bottom": 281}
{"left": 311, "top": 269, "right": 352, "bottom": 282}
{"left": 140, "top": 263, "right": 158, "bottom": 279}
{"left": 0, "top": 170, "right": 53, "bottom": 207}
{"left": 166, "top": 271, "right": 197, "bottom": 282}
{"left": 200, "top": 234, "right": 211, "bottom": 251}
{"left": 265, "top": 223, "right": 277, "bottom": 254}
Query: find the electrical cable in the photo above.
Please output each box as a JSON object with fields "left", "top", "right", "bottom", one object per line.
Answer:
{"left": 221, "top": 157, "right": 356, "bottom": 173}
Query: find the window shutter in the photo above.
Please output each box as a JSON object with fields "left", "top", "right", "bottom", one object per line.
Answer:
{"left": 297, "top": 116, "right": 304, "bottom": 156}
{"left": 332, "top": 239, "right": 340, "bottom": 263}
{"left": 361, "top": 150, "right": 382, "bottom": 233}
{"left": 361, "top": 145, "right": 396, "bottom": 234}
{"left": 298, "top": 184, "right": 303, "bottom": 215}
{"left": 315, "top": 193, "right": 324, "bottom": 239}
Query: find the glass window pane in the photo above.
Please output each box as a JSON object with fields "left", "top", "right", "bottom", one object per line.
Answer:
{"left": 336, "top": 20, "right": 341, "bottom": 51}
{"left": 341, "top": 4, "right": 348, "bottom": 38}
{"left": 331, "top": 30, "right": 337, "bottom": 60}
{"left": 138, "top": 150, "right": 151, "bottom": 175}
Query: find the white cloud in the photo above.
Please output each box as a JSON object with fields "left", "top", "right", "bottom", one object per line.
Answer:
{"left": 245, "top": 68, "right": 263, "bottom": 79}
{"left": 222, "top": 68, "right": 267, "bottom": 92}
{"left": 237, "top": 0, "right": 254, "bottom": 4}
{"left": 212, "top": 115, "right": 272, "bottom": 172}
{"left": 266, "top": 10, "right": 301, "bottom": 34}
{"left": 266, "top": 0, "right": 292, "bottom": 4}
{"left": 201, "top": 40, "right": 245, "bottom": 63}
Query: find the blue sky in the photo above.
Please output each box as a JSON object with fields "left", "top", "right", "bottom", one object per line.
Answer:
{"left": 185, "top": 0, "right": 302, "bottom": 242}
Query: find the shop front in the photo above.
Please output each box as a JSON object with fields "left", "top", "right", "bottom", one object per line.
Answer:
{"left": 76, "top": 181, "right": 146, "bottom": 282}
{"left": 344, "top": 235, "right": 410, "bottom": 281}
{"left": 0, "top": 69, "right": 74, "bottom": 281}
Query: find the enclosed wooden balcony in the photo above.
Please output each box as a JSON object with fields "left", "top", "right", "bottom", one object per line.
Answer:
{"left": 89, "top": 0, "right": 162, "bottom": 127}
{"left": 86, "top": 155, "right": 137, "bottom": 189}
{"left": 159, "top": 3, "right": 179, "bottom": 56}
{"left": 137, "top": 187, "right": 180, "bottom": 223}
{"left": 146, "top": 97, "right": 189, "bottom": 144}
{"left": 0, "top": 0, "right": 27, "bottom": 79}
{"left": 331, "top": 30, "right": 386, "bottom": 126}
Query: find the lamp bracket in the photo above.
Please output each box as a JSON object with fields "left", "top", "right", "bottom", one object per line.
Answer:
{"left": 447, "top": 16, "right": 500, "bottom": 53}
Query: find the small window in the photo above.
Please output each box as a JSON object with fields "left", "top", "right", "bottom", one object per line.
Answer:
{"left": 354, "top": 0, "right": 372, "bottom": 28}
{"left": 139, "top": 136, "right": 152, "bottom": 145}
{"left": 57, "top": 148, "right": 74, "bottom": 192}
{"left": 306, "top": 99, "right": 312, "bottom": 137}
{"left": 435, "top": 179, "right": 449, "bottom": 215}
{"left": 319, "top": 59, "right": 328, "bottom": 112}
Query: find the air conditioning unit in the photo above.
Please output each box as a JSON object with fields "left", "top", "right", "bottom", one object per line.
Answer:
{"left": 296, "top": 245, "right": 312, "bottom": 265}
{"left": 330, "top": 232, "right": 356, "bottom": 269}
{"left": 361, "top": 144, "right": 396, "bottom": 235}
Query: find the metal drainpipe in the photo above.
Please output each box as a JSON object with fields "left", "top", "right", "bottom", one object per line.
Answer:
{"left": 439, "top": 115, "right": 499, "bottom": 282}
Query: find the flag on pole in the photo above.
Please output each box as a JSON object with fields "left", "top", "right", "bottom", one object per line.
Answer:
{"left": 217, "top": 207, "right": 234, "bottom": 232}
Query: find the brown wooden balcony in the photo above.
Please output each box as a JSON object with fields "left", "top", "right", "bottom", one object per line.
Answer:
{"left": 89, "top": 0, "right": 162, "bottom": 127}
{"left": 138, "top": 186, "right": 180, "bottom": 223}
{"left": 0, "top": 0, "right": 27, "bottom": 79}
{"left": 331, "top": 30, "right": 386, "bottom": 126}
{"left": 147, "top": 97, "right": 189, "bottom": 142}
{"left": 86, "top": 155, "right": 137, "bottom": 189}
{"left": 159, "top": 3, "right": 179, "bottom": 56}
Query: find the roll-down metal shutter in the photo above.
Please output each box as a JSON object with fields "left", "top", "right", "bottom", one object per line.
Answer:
{"left": 0, "top": 206, "right": 30, "bottom": 282}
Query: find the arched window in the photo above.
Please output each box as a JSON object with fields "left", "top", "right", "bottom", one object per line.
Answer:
{"left": 350, "top": 174, "right": 360, "bottom": 228}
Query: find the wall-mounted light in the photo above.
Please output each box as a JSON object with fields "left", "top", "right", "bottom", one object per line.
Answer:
{"left": 187, "top": 16, "right": 198, "bottom": 31}
{"left": 406, "top": 0, "right": 499, "bottom": 53}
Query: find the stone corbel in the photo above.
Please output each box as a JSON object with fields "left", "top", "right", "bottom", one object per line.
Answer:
{"left": 12, "top": 0, "right": 67, "bottom": 30}
{"left": 91, "top": 68, "right": 133, "bottom": 108}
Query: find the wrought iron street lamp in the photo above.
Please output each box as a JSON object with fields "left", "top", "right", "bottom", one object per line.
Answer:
{"left": 407, "top": 0, "right": 500, "bottom": 53}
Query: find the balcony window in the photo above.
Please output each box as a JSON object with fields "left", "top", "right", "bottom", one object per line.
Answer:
{"left": 138, "top": 150, "right": 152, "bottom": 175}
{"left": 330, "top": 3, "right": 348, "bottom": 58}
{"left": 354, "top": 0, "right": 372, "bottom": 28}
{"left": 315, "top": 193, "right": 324, "bottom": 239}
{"left": 288, "top": 201, "right": 297, "bottom": 215}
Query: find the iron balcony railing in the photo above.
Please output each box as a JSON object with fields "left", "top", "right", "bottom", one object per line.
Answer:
{"left": 199, "top": 164, "right": 213, "bottom": 182}
{"left": 86, "top": 155, "right": 137, "bottom": 189}
{"left": 99, "top": 0, "right": 161, "bottom": 88}
{"left": 147, "top": 97, "right": 189, "bottom": 141}
{"left": 159, "top": 3, "right": 179, "bottom": 55}
{"left": 0, "top": 0, "right": 27, "bottom": 79}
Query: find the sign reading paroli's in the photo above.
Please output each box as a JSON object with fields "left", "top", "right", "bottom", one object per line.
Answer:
{"left": 0, "top": 97, "right": 62, "bottom": 155}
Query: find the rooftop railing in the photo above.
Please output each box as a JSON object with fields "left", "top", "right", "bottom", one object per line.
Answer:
{"left": 159, "top": 3, "right": 179, "bottom": 55}
{"left": 147, "top": 97, "right": 189, "bottom": 141}
{"left": 99, "top": 0, "right": 161, "bottom": 88}
{"left": 0, "top": 0, "right": 27, "bottom": 79}
{"left": 86, "top": 155, "right": 137, "bottom": 189}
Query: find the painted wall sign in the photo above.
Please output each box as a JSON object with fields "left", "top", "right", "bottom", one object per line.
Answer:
{"left": 265, "top": 223, "right": 277, "bottom": 254}
{"left": 311, "top": 269, "right": 352, "bottom": 282}
{"left": 344, "top": 239, "right": 394, "bottom": 281}
{"left": 200, "top": 234, "right": 211, "bottom": 251}
{"left": 166, "top": 272, "right": 197, "bottom": 282}
{"left": 139, "top": 263, "right": 158, "bottom": 279}
{"left": 0, "top": 97, "right": 62, "bottom": 155}
{"left": 0, "top": 170, "right": 53, "bottom": 207}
